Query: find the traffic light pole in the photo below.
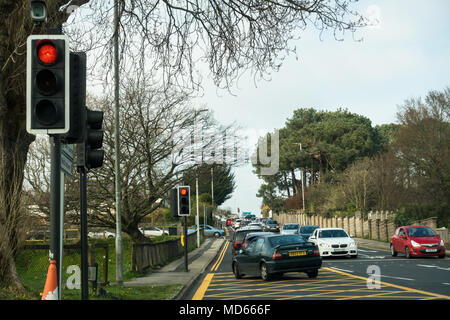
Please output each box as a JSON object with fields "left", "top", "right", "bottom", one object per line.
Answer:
{"left": 79, "top": 167, "right": 89, "bottom": 300}
{"left": 49, "top": 135, "right": 61, "bottom": 299}
{"left": 184, "top": 216, "right": 188, "bottom": 272}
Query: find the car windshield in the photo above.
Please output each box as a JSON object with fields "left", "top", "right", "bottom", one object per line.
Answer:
{"left": 406, "top": 227, "right": 436, "bottom": 237}
{"left": 300, "top": 226, "right": 318, "bottom": 234}
{"left": 269, "top": 235, "right": 305, "bottom": 247}
{"left": 319, "top": 229, "right": 349, "bottom": 238}
{"left": 283, "top": 224, "right": 299, "bottom": 230}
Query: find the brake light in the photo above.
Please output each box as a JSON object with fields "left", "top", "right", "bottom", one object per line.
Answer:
{"left": 233, "top": 242, "right": 241, "bottom": 248}
{"left": 272, "top": 251, "right": 283, "bottom": 260}
{"left": 313, "top": 246, "right": 320, "bottom": 256}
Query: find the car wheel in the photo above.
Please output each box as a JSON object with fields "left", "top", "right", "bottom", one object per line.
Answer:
{"left": 307, "top": 269, "right": 318, "bottom": 278}
{"left": 438, "top": 254, "right": 445, "bottom": 259}
{"left": 233, "top": 262, "right": 243, "bottom": 279}
{"left": 260, "top": 263, "right": 271, "bottom": 281}
{"left": 214, "top": 232, "right": 220, "bottom": 238}
{"left": 405, "top": 246, "right": 411, "bottom": 259}
{"left": 390, "top": 244, "right": 397, "bottom": 257}
{"left": 350, "top": 254, "right": 358, "bottom": 259}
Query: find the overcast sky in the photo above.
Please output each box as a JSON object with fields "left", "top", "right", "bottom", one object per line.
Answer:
{"left": 193, "top": 0, "right": 450, "bottom": 217}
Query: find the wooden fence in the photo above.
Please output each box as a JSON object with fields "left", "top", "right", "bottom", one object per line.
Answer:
{"left": 131, "top": 230, "right": 202, "bottom": 272}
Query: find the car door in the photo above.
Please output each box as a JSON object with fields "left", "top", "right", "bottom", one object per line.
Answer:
{"left": 239, "top": 238, "right": 258, "bottom": 274}
{"left": 249, "top": 238, "right": 265, "bottom": 275}
{"left": 397, "top": 228, "right": 407, "bottom": 252}
{"left": 309, "top": 229, "right": 318, "bottom": 245}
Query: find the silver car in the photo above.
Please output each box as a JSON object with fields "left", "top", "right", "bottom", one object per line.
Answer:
{"left": 281, "top": 223, "right": 300, "bottom": 235}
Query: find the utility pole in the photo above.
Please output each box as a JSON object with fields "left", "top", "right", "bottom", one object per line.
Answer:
{"left": 196, "top": 176, "right": 200, "bottom": 248}
{"left": 294, "top": 143, "right": 306, "bottom": 211}
{"left": 113, "top": 0, "right": 123, "bottom": 285}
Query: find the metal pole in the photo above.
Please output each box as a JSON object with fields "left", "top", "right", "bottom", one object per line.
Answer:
{"left": 113, "top": 0, "right": 123, "bottom": 285}
{"left": 80, "top": 168, "right": 89, "bottom": 300}
{"left": 49, "top": 135, "right": 61, "bottom": 300}
{"left": 184, "top": 216, "right": 188, "bottom": 272}
{"left": 300, "top": 143, "right": 305, "bottom": 211}
{"left": 196, "top": 176, "right": 200, "bottom": 248}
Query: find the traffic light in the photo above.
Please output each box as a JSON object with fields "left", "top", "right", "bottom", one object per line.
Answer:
{"left": 62, "top": 52, "right": 86, "bottom": 144}
{"left": 27, "top": 35, "right": 70, "bottom": 134}
{"left": 76, "top": 108, "right": 104, "bottom": 171}
{"left": 170, "top": 186, "right": 191, "bottom": 217}
{"left": 178, "top": 186, "right": 190, "bottom": 216}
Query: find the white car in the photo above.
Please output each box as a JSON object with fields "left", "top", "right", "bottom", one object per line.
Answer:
{"left": 88, "top": 230, "right": 115, "bottom": 239}
{"left": 281, "top": 223, "right": 300, "bottom": 235}
{"left": 139, "top": 227, "right": 169, "bottom": 237}
{"left": 308, "top": 228, "right": 357, "bottom": 258}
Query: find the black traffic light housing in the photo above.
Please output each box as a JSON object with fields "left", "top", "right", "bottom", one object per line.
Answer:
{"left": 76, "top": 108, "right": 105, "bottom": 171}
{"left": 170, "top": 186, "right": 190, "bottom": 218}
{"left": 27, "top": 34, "right": 70, "bottom": 134}
{"left": 62, "top": 52, "right": 86, "bottom": 144}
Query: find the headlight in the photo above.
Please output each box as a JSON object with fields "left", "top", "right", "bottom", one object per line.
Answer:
{"left": 440, "top": 240, "right": 444, "bottom": 246}
{"left": 319, "top": 243, "right": 329, "bottom": 248}
{"left": 410, "top": 240, "right": 421, "bottom": 248}
{"left": 349, "top": 241, "right": 356, "bottom": 247}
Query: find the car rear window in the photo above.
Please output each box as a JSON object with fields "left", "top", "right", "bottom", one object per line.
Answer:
{"left": 283, "top": 224, "right": 299, "bottom": 230}
{"left": 235, "top": 229, "right": 262, "bottom": 242}
{"left": 268, "top": 221, "right": 278, "bottom": 225}
{"left": 300, "top": 226, "right": 318, "bottom": 234}
{"left": 269, "top": 235, "right": 305, "bottom": 247}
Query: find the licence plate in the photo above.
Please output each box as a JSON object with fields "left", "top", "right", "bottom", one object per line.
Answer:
{"left": 425, "top": 249, "right": 438, "bottom": 252}
{"left": 333, "top": 248, "right": 345, "bottom": 252}
{"left": 289, "top": 251, "right": 307, "bottom": 257}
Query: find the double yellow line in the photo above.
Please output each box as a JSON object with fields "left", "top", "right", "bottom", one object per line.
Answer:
{"left": 192, "top": 240, "right": 229, "bottom": 300}
{"left": 211, "top": 240, "right": 229, "bottom": 272}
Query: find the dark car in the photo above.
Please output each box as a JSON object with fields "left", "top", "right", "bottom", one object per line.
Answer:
{"left": 299, "top": 225, "right": 319, "bottom": 240}
{"left": 230, "top": 226, "right": 263, "bottom": 257}
{"left": 263, "top": 220, "right": 280, "bottom": 232}
{"left": 232, "top": 234, "right": 322, "bottom": 281}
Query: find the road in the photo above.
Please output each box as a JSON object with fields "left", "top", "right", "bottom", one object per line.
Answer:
{"left": 183, "top": 228, "right": 450, "bottom": 300}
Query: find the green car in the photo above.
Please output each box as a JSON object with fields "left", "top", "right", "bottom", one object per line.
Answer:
{"left": 232, "top": 234, "right": 322, "bottom": 281}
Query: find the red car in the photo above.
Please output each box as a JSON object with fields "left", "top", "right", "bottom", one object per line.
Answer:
{"left": 390, "top": 225, "right": 446, "bottom": 259}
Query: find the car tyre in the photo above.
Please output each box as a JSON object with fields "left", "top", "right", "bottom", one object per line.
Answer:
{"left": 390, "top": 244, "right": 397, "bottom": 257}
{"left": 260, "top": 263, "right": 271, "bottom": 281}
{"left": 307, "top": 269, "right": 318, "bottom": 278}
{"left": 405, "top": 246, "right": 411, "bottom": 259}
{"left": 233, "top": 262, "right": 243, "bottom": 279}
{"left": 438, "top": 254, "right": 445, "bottom": 259}
{"left": 214, "top": 232, "right": 220, "bottom": 238}
{"left": 350, "top": 254, "right": 358, "bottom": 259}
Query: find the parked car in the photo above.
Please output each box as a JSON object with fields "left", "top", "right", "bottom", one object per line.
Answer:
{"left": 263, "top": 220, "right": 280, "bottom": 233}
{"left": 281, "top": 223, "right": 300, "bottom": 235}
{"left": 139, "top": 227, "right": 169, "bottom": 237}
{"left": 232, "top": 234, "right": 322, "bottom": 281}
{"left": 226, "top": 219, "right": 233, "bottom": 226}
{"left": 299, "top": 225, "right": 319, "bottom": 240}
{"left": 390, "top": 225, "right": 445, "bottom": 259}
{"left": 233, "top": 219, "right": 242, "bottom": 229}
{"left": 88, "top": 230, "right": 115, "bottom": 239}
{"left": 230, "top": 226, "right": 263, "bottom": 257}
{"left": 308, "top": 228, "right": 357, "bottom": 258}
{"left": 191, "top": 224, "right": 225, "bottom": 237}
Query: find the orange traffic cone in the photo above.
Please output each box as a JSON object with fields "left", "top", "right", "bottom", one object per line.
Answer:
{"left": 42, "top": 260, "right": 58, "bottom": 300}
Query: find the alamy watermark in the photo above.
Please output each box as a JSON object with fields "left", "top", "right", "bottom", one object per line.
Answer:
{"left": 171, "top": 127, "right": 279, "bottom": 175}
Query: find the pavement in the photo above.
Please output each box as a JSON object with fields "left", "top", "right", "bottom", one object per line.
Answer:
{"left": 123, "top": 236, "right": 226, "bottom": 300}
{"left": 121, "top": 234, "right": 449, "bottom": 300}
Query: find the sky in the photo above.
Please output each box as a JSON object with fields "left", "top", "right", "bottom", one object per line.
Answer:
{"left": 192, "top": 0, "right": 450, "bottom": 217}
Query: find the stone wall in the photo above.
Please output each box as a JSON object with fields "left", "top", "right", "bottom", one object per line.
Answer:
{"left": 272, "top": 211, "right": 439, "bottom": 242}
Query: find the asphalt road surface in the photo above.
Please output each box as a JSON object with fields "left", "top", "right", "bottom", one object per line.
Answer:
{"left": 183, "top": 229, "right": 450, "bottom": 300}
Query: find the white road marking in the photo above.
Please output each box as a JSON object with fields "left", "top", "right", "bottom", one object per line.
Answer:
{"left": 417, "top": 264, "right": 450, "bottom": 271}
{"left": 357, "top": 249, "right": 379, "bottom": 253}
{"left": 329, "top": 267, "right": 354, "bottom": 273}
{"left": 379, "top": 275, "right": 414, "bottom": 281}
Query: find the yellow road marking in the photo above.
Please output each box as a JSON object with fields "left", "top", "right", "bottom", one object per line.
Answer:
{"left": 211, "top": 241, "right": 229, "bottom": 272}
{"left": 323, "top": 267, "right": 450, "bottom": 300}
{"left": 192, "top": 273, "right": 214, "bottom": 300}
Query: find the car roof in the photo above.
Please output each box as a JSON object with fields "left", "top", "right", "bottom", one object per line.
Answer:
{"left": 316, "top": 227, "right": 345, "bottom": 231}
{"left": 401, "top": 225, "right": 430, "bottom": 228}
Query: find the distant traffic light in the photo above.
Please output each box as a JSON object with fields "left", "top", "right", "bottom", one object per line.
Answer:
{"left": 27, "top": 35, "right": 70, "bottom": 134}
{"left": 76, "top": 108, "right": 104, "bottom": 171}
{"left": 178, "top": 186, "right": 190, "bottom": 216}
